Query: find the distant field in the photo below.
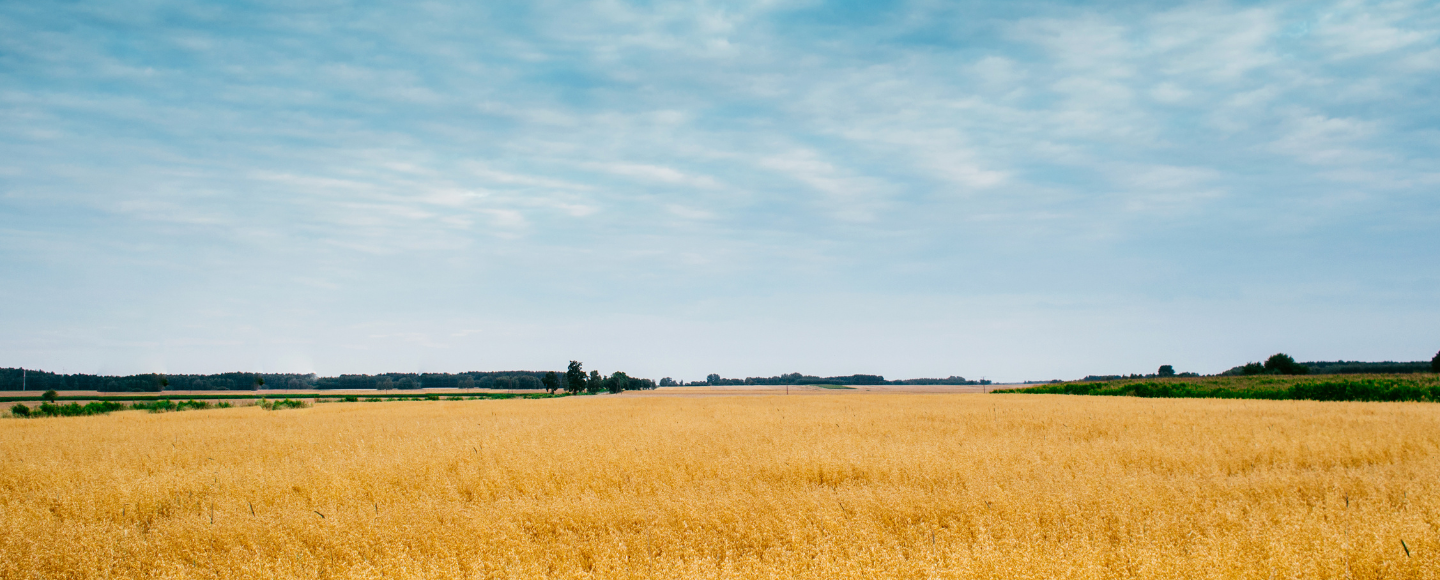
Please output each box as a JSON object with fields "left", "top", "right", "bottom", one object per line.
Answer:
{"left": 0, "top": 389, "right": 556, "bottom": 403}
{"left": 0, "top": 382, "right": 991, "bottom": 403}
{"left": 1000, "top": 373, "right": 1440, "bottom": 402}
{"left": 2, "top": 395, "right": 1436, "bottom": 578}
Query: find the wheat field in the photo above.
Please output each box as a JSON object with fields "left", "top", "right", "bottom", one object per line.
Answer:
{"left": 2, "top": 394, "right": 1437, "bottom": 579}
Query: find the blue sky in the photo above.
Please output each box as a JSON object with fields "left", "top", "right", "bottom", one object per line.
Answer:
{"left": 2, "top": 0, "right": 1437, "bottom": 382}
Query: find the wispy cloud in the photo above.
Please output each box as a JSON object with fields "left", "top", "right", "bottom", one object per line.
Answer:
{"left": 1, "top": 0, "right": 1437, "bottom": 379}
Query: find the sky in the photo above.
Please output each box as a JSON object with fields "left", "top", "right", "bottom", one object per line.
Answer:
{"left": 1, "top": 0, "right": 1437, "bottom": 382}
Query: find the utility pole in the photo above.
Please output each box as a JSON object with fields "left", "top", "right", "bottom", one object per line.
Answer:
{"left": 22, "top": 368, "right": 26, "bottom": 391}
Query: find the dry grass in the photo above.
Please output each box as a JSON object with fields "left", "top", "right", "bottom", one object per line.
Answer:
{"left": 2, "top": 394, "right": 1437, "bottom": 579}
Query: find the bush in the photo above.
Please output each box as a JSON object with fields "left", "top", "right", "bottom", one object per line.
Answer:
{"left": 261, "top": 399, "right": 307, "bottom": 411}
{"left": 343, "top": 395, "right": 359, "bottom": 402}
{"left": 132, "top": 400, "right": 177, "bottom": 413}
{"left": 10, "top": 403, "right": 30, "bottom": 417}
{"left": 22, "top": 401, "right": 127, "bottom": 417}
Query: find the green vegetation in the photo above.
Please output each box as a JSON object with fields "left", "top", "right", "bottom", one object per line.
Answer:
{"left": 816, "top": 385, "right": 857, "bottom": 390}
{"left": 0, "top": 391, "right": 570, "bottom": 404}
{"left": 1221, "top": 357, "right": 1434, "bottom": 376}
{"left": 260, "top": 399, "right": 307, "bottom": 411}
{"left": 11, "top": 401, "right": 127, "bottom": 417}
{"left": 1000, "top": 374, "right": 1440, "bottom": 403}
{"left": 131, "top": 400, "right": 211, "bottom": 413}
{"left": 0, "top": 366, "right": 658, "bottom": 393}
{"left": 565, "top": 361, "right": 587, "bottom": 394}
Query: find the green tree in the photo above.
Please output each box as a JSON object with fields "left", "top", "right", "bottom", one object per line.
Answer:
{"left": 542, "top": 371, "right": 560, "bottom": 394}
{"left": 565, "top": 361, "right": 586, "bottom": 394}
{"left": 1432, "top": 350, "right": 1440, "bottom": 373}
{"left": 42, "top": 390, "right": 58, "bottom": 402}
{"left": 1157, "top": 365, "right": 1176, "bottom": 377}
{"left": 1263, "top": 353, "right": 1309, "bottom": 375}
{"left": 606, "top": 371, "right": 630, "bottom": 394}
{"left": 11, "top": 403, "right": 31, "bottom": 417}
{"left": 587, "top": 370, "right": 602, "bottom": 393}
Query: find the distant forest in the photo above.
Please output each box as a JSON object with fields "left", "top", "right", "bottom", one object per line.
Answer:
{"left": 1220, "top": 360, "right": 1434, "bottom": 376}
{"left": 1080, "top": 360, "right": 1434, "bottom": 383}
{"left": 0, "top": 368, "right": 585, "bottom": 393}
{"left": 659, "top": 373, "right": 991, "bottom": 386}
{"left": 0, "top": 368, "right": 989, "bottom": 392}
{"left": 6, "top": 360, "right": 1426, "bottom": 393}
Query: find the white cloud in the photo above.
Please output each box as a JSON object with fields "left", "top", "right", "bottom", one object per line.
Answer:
{"left": 1313, "top": 1, "right": 1435, "bottom": 58}
{"left": 582, "top": 161, "right": 721, "bottom": 188}
{"left": 1269, "top": 112, "right": 1380, "bottom": 165}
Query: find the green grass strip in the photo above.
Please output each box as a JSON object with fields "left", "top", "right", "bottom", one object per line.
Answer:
{"left": 0, "top": 392, "right": 569, "bottom": 403}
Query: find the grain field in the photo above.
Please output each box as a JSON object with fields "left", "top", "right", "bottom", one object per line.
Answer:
{"left": 2, "top": 394, "right": 1437, "bottom": 579}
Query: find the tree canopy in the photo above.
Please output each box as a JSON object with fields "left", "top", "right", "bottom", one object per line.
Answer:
{"left": 565, "top": 361, "right": 586, "bottom": 394}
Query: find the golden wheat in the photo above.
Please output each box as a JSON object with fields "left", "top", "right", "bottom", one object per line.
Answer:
{"left": 2, "top": 394, "right": 1437, "bottom": 579}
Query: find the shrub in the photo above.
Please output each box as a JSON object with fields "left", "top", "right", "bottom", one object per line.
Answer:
{"left": 177, "top": 400, "right": 210, "bottom": 411}
{"left": 261, "top": 399, "right": 307, "bottom": 411}
{"left": 10, "top": 403, "right": 30, "bottom": 417}
{"left": 343, "top": 396, "right": 359, "bottom": 402}
{"left": 132, "top": 400, "right": 178, "bottom": 413}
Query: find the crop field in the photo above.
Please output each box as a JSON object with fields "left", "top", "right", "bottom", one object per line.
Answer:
{"left": 2, "top": 394, "right": 1438, "bottom": 579}
{"left": 1002, "top": 373, "right": 1440, "bottom": 402}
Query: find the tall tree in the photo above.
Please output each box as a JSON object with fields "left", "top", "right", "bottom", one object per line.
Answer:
{"left": 606, "top": 371, "right": 630, "bottom": 394}
{"left": 1263, "top": 353, "right": 1309, "bottom": 375}
{"left": 542, "top": 371, "right": 560, "bottom": 394}
{"left": 1157, "top": 365, "right": 1176, "bottom": 377}
{"left": 1432, "top": 350, "right": 1440, "bottom": 373}
{"left": 565, "top": 361, "right": 586, "bottom": 394}
{"left": 587, "top": 370, "right": 602, "bottom": 393}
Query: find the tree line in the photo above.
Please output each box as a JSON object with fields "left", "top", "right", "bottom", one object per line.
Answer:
{"left": 655, "top": 372, "right": 992, "bottom": 387}
{"left": 0, "top": 367, "right": 655, "bottom": 393}
{"left": 1219, "top": 353, "right": 1439, "bottom": 376}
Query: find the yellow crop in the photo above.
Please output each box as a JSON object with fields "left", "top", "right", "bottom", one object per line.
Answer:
{"left": 2, "top": 394, "right": 1437, "bottom": 578}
